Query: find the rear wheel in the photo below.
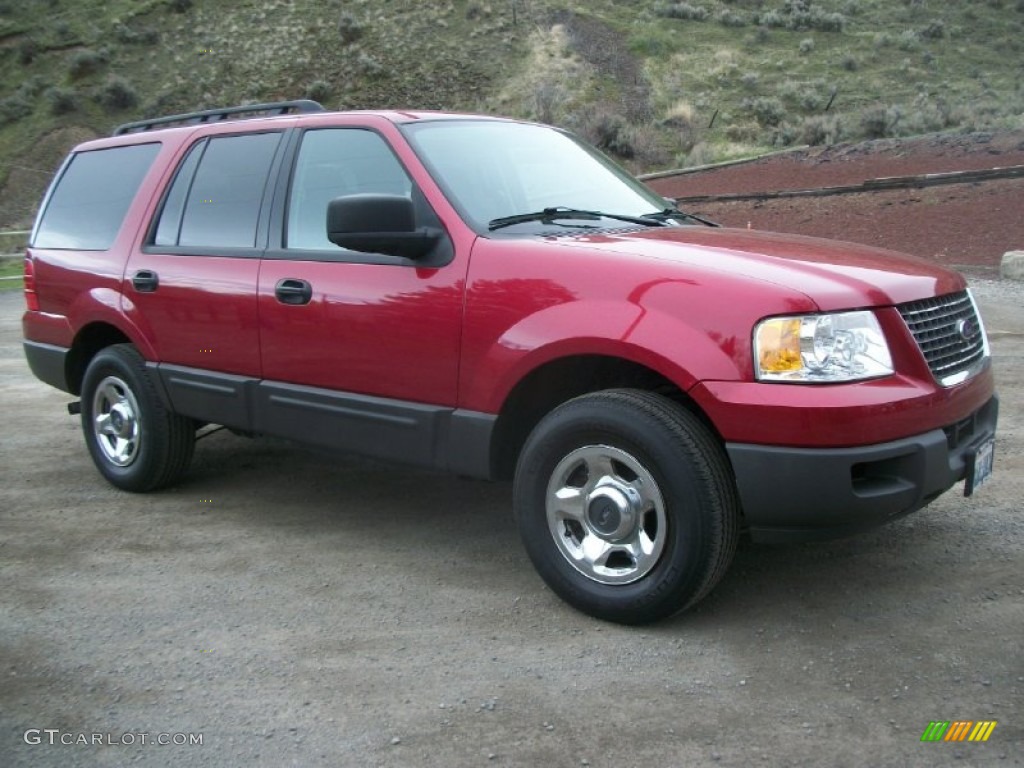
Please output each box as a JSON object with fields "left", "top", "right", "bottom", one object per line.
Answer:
{"left": 81, "top": 344, "right": 195, "bottom": 491}
{"left": 514, "top": 389, "right": 739, "bottom": 624}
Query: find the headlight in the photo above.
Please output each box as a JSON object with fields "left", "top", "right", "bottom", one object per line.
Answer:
{"left": 754, "top": 311, "right": 893, "bottom": 383}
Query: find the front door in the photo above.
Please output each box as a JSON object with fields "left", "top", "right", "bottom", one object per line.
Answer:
{"left": 256, "top": 127, "right": 466, "bottom": 461}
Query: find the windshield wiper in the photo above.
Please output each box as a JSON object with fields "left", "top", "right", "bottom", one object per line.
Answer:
{"left": 488, "top": 207, "right": 667, "bottom": 232}
{"left": 643, "top": 207, "right": 720, "bottom": 227}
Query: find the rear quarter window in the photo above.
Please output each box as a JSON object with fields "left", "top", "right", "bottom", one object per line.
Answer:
{"left": 33, "top": 142, "right": 160, "bottom": 250}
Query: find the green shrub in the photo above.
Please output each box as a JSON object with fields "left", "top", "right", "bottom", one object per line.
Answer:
{"left": 920, "top": 20, "right": 945, "bottom": 39}
{"left": 800, "top": 114, "right": 842, "bottom": 145}
{"left": 18, "top": 38, "right": 39, "bottom": 66}
{"left": 779, "top": 79, "right": 830, "bottom": 111}
{"left": 798, "top": 115, "right": 831, "bottom": 145}
{"left": 800, "top": 87, "right": 827, "bottom": 111}
{"left": 897, "top": 29, "right": 920, "bottom": 51}
{"left": 814, "top": 12, "right": 846, "bottom": 32}
{"left": 45, "top": 86, "right": 78, "bottom": 115}
{"left": 902, "top": 105, "right": 949, "bottom": 134}
{"left": 168, "top": 0, "right": 193, "bottom": 12}
{"left": 68, "top": 49, "right": 107, "bottom": 79}
{"left": 98, "top": 76, "right": 138, "bottom": 111}
{"left": 580, "top": 109, "right": 635, "bottom": 159}
{"left": 772, "top": 122, "right": 801, "bottom": 146}
{"left": 840, "top": 54, "right": 858, "bottom": 71}
{"left": 0, "top": 93, "right": 32, "bottom": 126}
{"left": 53, "top": 20, "right": 72, "bottom": 42}
{"left": 654, "top": 3, "right": 709, "bottom": 21}
{"left": 740, "top": 72, "right": 759, "bottom": 90}
{"left": 799, "top": 38, "right": 815, "bottom": 54}
{"left": 305, "top": 80, "right": 332, "bottom": 103}
{"left": 859, "top": 104, "right": 901, "bottom": 139}
{"left": 725, "top": 120, "right": 762, "bottom": 143}
{"left": 338, "top": 12, "right": 365, "bottom": 43}
{"left": 716, "top": 9, "right": 746, "bottom": 27}
{"left": 759, "top": 2, "right": 846, "bottom": 32}
{"left": 743, "top": 96, "right": 786, "bottom": 126}
{"left": 357, "top": 53, "right": 382, "bottom": 75}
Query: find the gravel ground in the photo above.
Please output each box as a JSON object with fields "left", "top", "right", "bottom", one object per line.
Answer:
{"left": 1, "top": 279, "right": 1021, "bottom": 768}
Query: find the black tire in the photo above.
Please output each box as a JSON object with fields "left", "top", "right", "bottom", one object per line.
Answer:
{"left": 80, "top": 344, "right": 195, "bottom": 492}
{"left": 513, "top": 389, "right": 739, "bottom": 624}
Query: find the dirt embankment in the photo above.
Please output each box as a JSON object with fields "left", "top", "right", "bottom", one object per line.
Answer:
{"left": 647, "top": 130, "right": 1024, "bottom": 275}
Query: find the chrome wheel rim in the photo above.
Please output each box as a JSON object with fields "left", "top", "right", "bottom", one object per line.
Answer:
{"left": 545, "top": 445, "right": 667, "bottom": 585}
{"left": 92, "top": 375, "right": 141, "bottom": 467}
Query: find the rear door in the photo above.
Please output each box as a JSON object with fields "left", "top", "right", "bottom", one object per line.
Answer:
{"left": 123, "top": 130, "right": 285, "bottom": 426}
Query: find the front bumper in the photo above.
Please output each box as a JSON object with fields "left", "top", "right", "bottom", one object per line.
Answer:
{"left": 727, "top": 395, "right": 998, "bottom": 542}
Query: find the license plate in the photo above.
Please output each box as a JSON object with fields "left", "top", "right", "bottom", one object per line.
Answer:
{"left": 965, "top": 438, "right": 995, "bottom": 497}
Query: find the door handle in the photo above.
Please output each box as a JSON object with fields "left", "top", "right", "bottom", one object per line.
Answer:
{"left": 275, "top": 278, "right": 312, "bottom": 305}
{"left": 132, "top": 269, "right": 159, "bottom": 292}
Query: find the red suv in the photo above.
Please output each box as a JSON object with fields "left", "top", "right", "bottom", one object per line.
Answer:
{"left": 22, "top": 100, "right": 998, "bottom": 623}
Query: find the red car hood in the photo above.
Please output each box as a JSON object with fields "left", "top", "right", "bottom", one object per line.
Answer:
{"left": 547, "top": 225, "right": 966, "bottom": 309}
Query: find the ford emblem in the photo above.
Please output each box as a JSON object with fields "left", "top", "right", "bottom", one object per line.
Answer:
{"left": 957, "top": 318, "right": 979, "bottom": 341}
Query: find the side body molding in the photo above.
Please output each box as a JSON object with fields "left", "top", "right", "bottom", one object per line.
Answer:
{"left": 149, "top": 363, "right": 496, "bottom": 478}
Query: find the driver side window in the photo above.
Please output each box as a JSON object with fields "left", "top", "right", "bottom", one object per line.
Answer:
{"left": 286, "top": 129, "right": 417, "bottom": 251}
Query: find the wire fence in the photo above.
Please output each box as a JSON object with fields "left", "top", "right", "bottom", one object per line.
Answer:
{"left": 0, "top": 229, "right": 30, "bottom": 255}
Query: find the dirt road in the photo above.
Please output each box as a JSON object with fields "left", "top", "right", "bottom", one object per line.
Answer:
{"left": 1, "top": 282, "right": 1021, "bottom": 767}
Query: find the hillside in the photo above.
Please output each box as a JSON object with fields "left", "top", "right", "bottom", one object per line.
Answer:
{"left": 1, "top": 0, "right": 1023, "bottom": 228}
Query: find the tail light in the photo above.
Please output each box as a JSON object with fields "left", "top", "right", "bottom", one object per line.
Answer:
{"left": 24, "top": 252, "right": 39, "bottom": 311}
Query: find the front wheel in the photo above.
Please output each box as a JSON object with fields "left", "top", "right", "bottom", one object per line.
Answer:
{"left": 513, "top": 390, "right": 740, "bottom": 624}
{"left": 80, "top": 344, "right": 195, "bottom": 492}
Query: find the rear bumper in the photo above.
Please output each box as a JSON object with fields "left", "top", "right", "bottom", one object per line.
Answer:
{"left": 23, "top": 340, "right": 71, "bottom": 393}
{"left": 727, "top": 395, "right": 998, "bottom": 542}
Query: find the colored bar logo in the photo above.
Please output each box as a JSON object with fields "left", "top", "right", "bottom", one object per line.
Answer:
{"left": 921, "top": 721, "right": 997, "bottom": 742}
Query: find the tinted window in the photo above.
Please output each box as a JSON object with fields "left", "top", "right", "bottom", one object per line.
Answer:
{"left": 176, "top": 132, "right": 281, "bottom": 248}
{"left": 287, "top": 129, "right": 412, "bottom": 251}
{"left": 152, "top": 140, "right": 203, "bottom": 247}
{"left": 34, "top": 143, "right": 160, "bottom": 250}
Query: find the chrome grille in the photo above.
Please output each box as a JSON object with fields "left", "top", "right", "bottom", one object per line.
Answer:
{"left": 897, "top": 290, "right": 987, "bottom": 386}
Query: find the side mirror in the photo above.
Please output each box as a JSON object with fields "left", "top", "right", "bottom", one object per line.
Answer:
{"left": 326, "top": 194, "right": 439, "bottom": 259}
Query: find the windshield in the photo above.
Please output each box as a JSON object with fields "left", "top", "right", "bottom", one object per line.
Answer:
{"left": 401, "top": 120, "right": 672, "bottom": 233}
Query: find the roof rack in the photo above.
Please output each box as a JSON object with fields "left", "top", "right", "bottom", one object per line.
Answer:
{"left": 112, "top": 99, "right": 326, "bottom": 136}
